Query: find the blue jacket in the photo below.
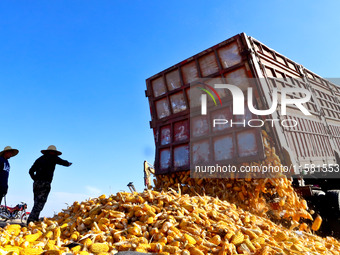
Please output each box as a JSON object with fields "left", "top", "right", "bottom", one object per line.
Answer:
{"left": 0, "top": 156, "right": 10, "bottom": 194}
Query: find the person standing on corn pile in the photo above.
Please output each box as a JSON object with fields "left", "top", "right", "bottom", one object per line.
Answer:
{"left": 0, "top": 146, "right": 19, "bottom": 205}
{"left": 27, "top": 145, "right": 72, "bottom": 224}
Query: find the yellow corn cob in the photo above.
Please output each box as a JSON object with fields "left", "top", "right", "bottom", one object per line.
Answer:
{"left": 312, "top": 215, "right": 322, "bottom": 231}
{"left": 70, "top": 233, "right": 79, "bottom": 241}
{"left": 149, "top": 242, "right": 163, "bottom": 252}
{"left": 24, "top": 232, "right": 42, "bottom": 243}
{"left": 2, "top": 246, "right": 21, "bottom": 253}
{"left": 147, "top": 216, "right": 154, "bottom": 224}
{"left": 43, "top": 250, "right": 62, "bottom": 255}
{"left": 98, "top": 194, "right": 106, "bottom": 200}
{"left": 158, "top": 252, "right": 170, "bottom": 255}
{"left": 291, "top": 244, "right": 303, "bottom": 252}
{"left": 20, "top": 241, "right": 30, "bottom": 249}
{"left": 238, "top": 191, "right": 245, "bottom": 201}
{"left": 279, "top": 198, "right": 285, "bottom": 206}
{"left": 241, "top": 227, "right": 258, "bottom": 240}
{"left": 231, "top": 231, "right": 244, "bottom": 245}
{"left": 59, "top": 223, "right": 68, "bottom": 229}
{"left": 71, "top": 245, "right": 82, "bottom": 253}
{"left": 127, "top": 226, "right": 141, "bottom": 236}
{"left": 135, "top": 247, "right": 148, "bottom": 253}
{"left": 6, "top": 224, "right": 22, "bottom": 230}
{"left": 98, "top": 218, "right": 109, "bottom": 225}
{"left": 136, "top": 243, "right": 151, "bottom": 250}
{"left": 225, "top": 230, "right": 235, "bottom": 241}
{"left": 257, "top": 246, "right": 271, "bottom": 255}
{"left": 159, "top": 236, "right": 167, "bottom": 244}
{"left": 243, "top": 215, "right": 250, "bottom": 223}
{"left": 13, "top": 236, "right": 23, "bottom": 246}
{"left": 197, "top": 179, "right": 203, "bottom": 185}
{"left": 237, "top": 243, "right": 251, "bottom": 254}
{"left": 6, "top": 224, "right": 22, "bottom": 236}
{"left": 183, "top": 233, "right": 196, "bottom": 245}
{"left": 161, "top": 222, "right": 172, "bottom": 233}
{"left": 44, "top": 240, "right": 56, "bottom": 250}
{"left": 44, "top": 231, "right": 53, "bottom": 239}
{"left": 244, "top": 238, "right": 256, "bottom": 252}
{"left": 20, "top": 247, "right": 44, "bottom": 255}
{"left": 83, "top": 217, "right": 92, "bottom": 226}
{"left": 53, "top": 227, "right": 61, "bottom": 239}
{"left": 274, "top": 230, "right": 288, "bottom": 242}
{"left": 117, "top": 243, "right": 132, "bottom": 251}
{"left": 181, "top": 226, "right": 200, "bottom": 236}
{"left": 81, "top": 238, "right": 92, "bottom": 247}
{"left": 208, "top": 235, "right": 221, "bottom": 245}
{"left": 170, "top": 241, "right": 180, "bottom": 248}
{"left": 166, "top": 235, "right": 174, "bottom": 244}
{"left": 163, "top": 245, "right": 180, "bottom": 254}
{"left": 182, "top": 249, "right": 190, "bottom": 255}
{"left": 253, "top": 236, "right": 266, "bottom": 245}
{"left": 188, "top": 247, "right": 205, "bottom": 255}
{"left": 90, "top": 243, "right": 109, "bottom": 253}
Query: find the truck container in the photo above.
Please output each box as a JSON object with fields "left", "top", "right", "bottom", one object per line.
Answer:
{"left": 145, "top": 33, "right": 340, "bottom": 176}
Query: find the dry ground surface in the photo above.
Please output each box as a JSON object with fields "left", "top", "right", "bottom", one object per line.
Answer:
{"left": 0, "top": 218, "right": 26, "bottom": 228}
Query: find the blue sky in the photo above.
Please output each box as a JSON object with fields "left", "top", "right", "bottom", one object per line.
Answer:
{"left": 1, "top": 1, "right": 339, "bottom": 216}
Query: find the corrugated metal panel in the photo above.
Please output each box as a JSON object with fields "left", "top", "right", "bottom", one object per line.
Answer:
{"left": 248, "top": 36, "right": 340, "bottom": 166}
{"left": 304, "top": 71, "right": 340, "bottom": 121}
{"left": 329, "top": 122, "right": 340, "bottom": 153}
{"left": 330, "top": 82, "right": 340, "bottom": 153}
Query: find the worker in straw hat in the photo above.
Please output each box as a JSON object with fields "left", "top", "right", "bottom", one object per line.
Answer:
{"left": 27, "top": 145, "right": 72, "bottom": 224}
{"left": 0, "top": 146, "right": 19, "bottom": 205}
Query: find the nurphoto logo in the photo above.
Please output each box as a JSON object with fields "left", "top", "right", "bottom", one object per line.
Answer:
{"left": 200, "top": 84, "right": 312, "bottom": 128}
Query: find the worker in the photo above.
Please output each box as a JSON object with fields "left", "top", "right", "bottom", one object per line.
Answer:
{"left": 27, "top": 145, "right": 72, "bottom": 224}
{"left": 0, "top": 146, "right": 19, "bottom": 205}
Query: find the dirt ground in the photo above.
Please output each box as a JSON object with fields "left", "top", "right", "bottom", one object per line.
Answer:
{"left": 0, "top": 218, "right": 26, "bottom": 228}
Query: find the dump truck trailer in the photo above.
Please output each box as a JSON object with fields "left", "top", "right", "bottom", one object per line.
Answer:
{"left": 145, "top": 32, "right": 340, "bottom": 177}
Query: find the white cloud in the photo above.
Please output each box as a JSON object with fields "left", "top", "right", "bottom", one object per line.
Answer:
{"left": 85, "top": 186, "right": 102, "bottom": 197}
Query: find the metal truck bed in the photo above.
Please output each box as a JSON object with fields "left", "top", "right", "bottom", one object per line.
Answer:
{"left": 146, "top": 33, "right": 340, "bottom": 175}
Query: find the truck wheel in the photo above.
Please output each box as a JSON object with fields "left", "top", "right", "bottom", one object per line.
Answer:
{"left": 309, "top": 190, "right": 326, "bottom": 215}
{"left": 326, "top": 190, "right": 340, "bottom": 216}
{"left": 312, "top": 190, "right": 326, "bottom": 196}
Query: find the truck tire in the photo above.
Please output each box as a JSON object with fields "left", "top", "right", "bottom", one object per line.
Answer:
{"left": 309, "top": 190, "right": 326, "bottom": 215}
{"left": 326, "top": 190, "right": 340, "bottom": 217}
{"left": 312, "top": 190, "right": 326, "bottom": 197}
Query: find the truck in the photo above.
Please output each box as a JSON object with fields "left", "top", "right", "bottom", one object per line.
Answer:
{"left": 145, "top": 32, "right": 340, "bottom": 237}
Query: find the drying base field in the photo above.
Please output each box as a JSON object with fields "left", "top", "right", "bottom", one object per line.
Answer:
{"left": 0, "top": 189, "right": 340, "bottom": 255}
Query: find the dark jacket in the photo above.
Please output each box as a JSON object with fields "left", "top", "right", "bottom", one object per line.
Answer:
{"left": 0, "top": 156, "right": 10, "bottom": 194}
{"left": 29, "top": 154, "right": 71, "bottom": 183}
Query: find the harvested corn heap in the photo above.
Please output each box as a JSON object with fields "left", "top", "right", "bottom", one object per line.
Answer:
{"left": 154, "top": 130, "right": 313, "bottom": 224}
{"left": 1, "top": 190, "right": 340, "bottom": 254}
{"left": 154, "top": 173, "right": 312, "bottom": 224}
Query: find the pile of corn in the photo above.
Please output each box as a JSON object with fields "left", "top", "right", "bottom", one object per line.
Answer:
{"left": 154, "top": 131, "right": 313, "bottom": 223}
{"left": 0, "top": 190, "right": 339, "bottom": 255}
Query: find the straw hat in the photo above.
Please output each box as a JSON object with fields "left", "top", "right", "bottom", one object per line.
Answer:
{"left": 41, "top": 145, "right": 62, "bottom": 155}
{"left": 0, "top": 146, "right": 19, "bottom": 157}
